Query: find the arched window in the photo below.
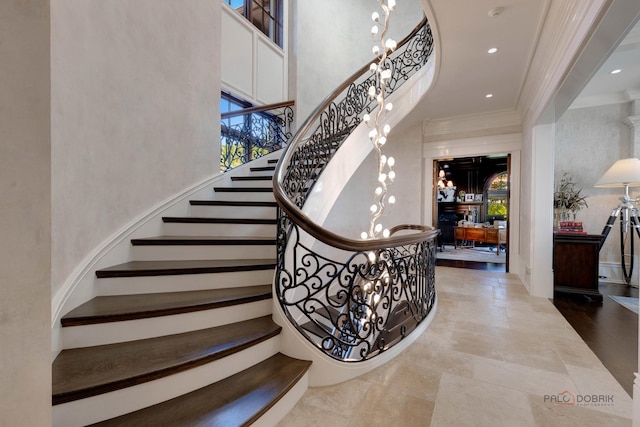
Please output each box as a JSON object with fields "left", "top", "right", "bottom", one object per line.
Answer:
{"left": 486, "top": 172, "right": 508, "bottom": 217}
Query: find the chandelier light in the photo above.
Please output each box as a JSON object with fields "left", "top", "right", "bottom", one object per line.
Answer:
{"left": 361, "top": 0, "right": 398, "bottom": 240}
{"left": 436, "top": 168, "right": 454, "bottom": 189}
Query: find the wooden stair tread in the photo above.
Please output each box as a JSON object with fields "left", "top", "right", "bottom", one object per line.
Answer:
{"left": 190, "top": 200, "right": 277, "bottom": 207}
{"left": 96, "top": 259, "right": 276, "bottom": 278}
{"left": 301, "top": 320, "right": 333, "bottom": 338}
{"left": 213, "top": 186, "right": 273, "bottom": 192}
{"left": 131, "top": 236, "right": 276, "bottom": 245}
{"left": 162, "top": 217, "right": 276, "bottom": 224}
{"left": 298, "top": 305, "right": 342, "bottom": 339}
{"left": 90, "top": 353, "right": 311, "bottom": 427}
{"left": 61, "top": 285, "right": 272, "bottom": 326}
{"left": 312, "top": 305, "right": 341, "bottom": 321}
{"left": 250, "top": 166, "right": 276, "bottom": 172}
{"left": 52, "top": 316, "right": 281, "bottom": 405}
{"left": 230, "top": 175, "right": 273, "bottom": 181}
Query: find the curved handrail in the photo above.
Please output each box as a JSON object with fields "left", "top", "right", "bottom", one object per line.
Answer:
{"left": 273, "top": 16, "right": 437, "bottom": 251}
{"left": 389, "top": 224, "right": 434, "bottom": 235}
{"left": 221, "top": 100, "right": 295, "bottom": 119}
{"left": 273, "top": 15, "right": 437, "bottom": 364}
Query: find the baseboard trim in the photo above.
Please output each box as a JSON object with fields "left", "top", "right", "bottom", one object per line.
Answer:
{"left": 599, "top": 261, "right": 638, "bottom": 286}
{"left": 634, "top": 373, "right": 640, "bottom": 427}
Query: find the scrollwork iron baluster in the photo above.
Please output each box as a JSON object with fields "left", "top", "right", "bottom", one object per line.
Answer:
{"left": 275, "top": 18, "right": 437, "bottom": 362}
{"left": 220, "top": 104, "right": 294, "bottom": 172}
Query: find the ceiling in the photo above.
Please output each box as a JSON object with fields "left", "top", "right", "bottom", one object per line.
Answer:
{"left": 570, "top": 22, "right": 640, "bottom": 109}
{"left": 406, "top": 0, "right": 640, "bottom": 125}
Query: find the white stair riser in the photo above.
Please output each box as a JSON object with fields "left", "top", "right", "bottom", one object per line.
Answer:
{"left": 214, "top": 191, "right": 275, "bottom": 202}
{"left": 132, "top": 244, "right": 276, "bottom": 261}
{"left": 163, "top": 222, "right": 276, "bottom": 237}
{"left": 62, "top": 299, "right": 273, "bottom": 348}
{"left": 52, "top": 337, "right": 280, "bottom": 427}
{"left": 252, "top": 371, "right": 309, "bottom": 427}
{"left": 230, "top": 178, "right": 273, "bottom": 188}
{"left": 189, "top": 204, "right": 277, "bottom": 219}
{"left": 97, "top": 269, "right": 275, "bottom": 295}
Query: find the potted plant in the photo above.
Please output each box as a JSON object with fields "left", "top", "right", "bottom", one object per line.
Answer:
{"left": 554, "top": 172, "right": 588, "bottom": 227}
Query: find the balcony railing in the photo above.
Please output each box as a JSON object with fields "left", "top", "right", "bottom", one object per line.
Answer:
{"left": 220, "top": 100, "right": 294, "bottom": 172}
{"left": 273, "top": 16, "right": 439, "bottom": 362}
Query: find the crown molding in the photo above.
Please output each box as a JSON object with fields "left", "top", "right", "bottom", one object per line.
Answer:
{"left": 626, "top": 89, "right": 640, "bottom": 101}
{"left": 422, "top": 109, "right": 521, "bottom": 142}
{"left": 518, "top": 0, "right": 609, "bottom": 123}
{"left": 569, "top": 91, "right": 631, "bottom": 109}
{"left": 624, "top": 115, "right": 640, "bottom": 129}
{"left": 620, "top": 20, "right": 640, "bottom": 48}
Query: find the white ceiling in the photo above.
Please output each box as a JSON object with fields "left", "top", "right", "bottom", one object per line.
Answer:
{"left": 413, "top": 0, "right": 550, "bottom": 122}
{"left": 407, "top": 0, "right": 640, "bottom": 125}
{"left": 570, "top": 21, "right": 640, "bottom": 109}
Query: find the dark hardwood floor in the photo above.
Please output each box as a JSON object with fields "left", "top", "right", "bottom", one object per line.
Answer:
{"left": 436, "top": 259, "right": 637, "bottom": 396}
{"left": 553, "top": 282, "right": 638, "bottom": 397}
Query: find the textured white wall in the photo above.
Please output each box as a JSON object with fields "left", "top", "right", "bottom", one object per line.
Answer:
{"left": 295, "top": 0, "right": 427, "bottom": 235}
{"left": 323, "top": 122, "right": 424, "bottom": 237}
{"left": 556, "top": 103, "right": 634, "bottom": 283}
{"left": 294, "top": 0, "right": 425, "bottom": 122}
{"left": 51, "top": 0, "right": 221, "bottom": 298}
{"left": 0, "top": 0, "right": 51, "bottom": 424}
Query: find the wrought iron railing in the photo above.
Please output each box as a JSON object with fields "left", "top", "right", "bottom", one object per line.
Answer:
{"left": 273, "top": 16, "right": 439, "bottom": 362}
{"left": 276, "top": 219, "right": 437, "bottom": 361}
{"left": 220, "top": 100, "right": 294, "bottom": 172}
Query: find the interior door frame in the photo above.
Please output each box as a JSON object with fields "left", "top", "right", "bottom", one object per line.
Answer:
{"left": 432, "top": 154, "right": 511, "bottom": 272}
{"left": 423, "top": 133, "right": 522, "bottom": 274}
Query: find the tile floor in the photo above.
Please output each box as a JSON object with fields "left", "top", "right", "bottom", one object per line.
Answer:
{"left": 278, "top": 266, "right": 633, "bottom": 426}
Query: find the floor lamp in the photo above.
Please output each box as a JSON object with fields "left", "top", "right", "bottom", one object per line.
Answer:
{"left": 595, "top": 158, "right": 640, "bottom": 285}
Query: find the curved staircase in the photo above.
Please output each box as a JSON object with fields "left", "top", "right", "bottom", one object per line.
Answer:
{"left": 52, "top": 157, "right": 312, "bottom": 426}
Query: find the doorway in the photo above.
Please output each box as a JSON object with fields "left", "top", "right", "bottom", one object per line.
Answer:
{"left": 434, "top": 154, "right": 510, "bottom": 272}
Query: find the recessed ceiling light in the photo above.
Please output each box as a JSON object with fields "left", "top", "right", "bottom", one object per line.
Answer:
{"left": 611, "top": 69, "right": 622, "bottom": 74}
{"left": 488, "top": 47, "right": 498, "bottom": 54}
{"left": 485, "top": 94, "right": 493, "bottom": 98}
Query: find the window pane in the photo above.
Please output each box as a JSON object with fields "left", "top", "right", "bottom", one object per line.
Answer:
{"left": 487, "top": 197, "right": 507, "bottom": 216}
{"left": 490, "top": 172, "right": 508, "bottom": 190}
{"left": 220, "top": 98, "right": 231, "bottom": 114}
{"left": 223, "top": 0, "right": 282, "bottom": 47}
{"left": 487, "top": 172, "right": 508, "bottom": 217}
{"left": 251, "top": 0, "right": 271, "bottom": 38}
{"left": 224, "top": 0, "right": 245, "bottom": 13}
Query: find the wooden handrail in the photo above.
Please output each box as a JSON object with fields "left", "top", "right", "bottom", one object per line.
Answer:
{"left": 273, "top": 16, "right": 436, "bottom": 252}
{"left": 389, "top": 224, "right": 435, "bottom": 235}
{"left": 221, "top": 100, "right": 295, "bottom": 120}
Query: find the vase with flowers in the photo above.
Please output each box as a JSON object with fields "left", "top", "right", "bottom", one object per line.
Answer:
{"left": 554, "top": 172, "right": 588, "bottom": 228}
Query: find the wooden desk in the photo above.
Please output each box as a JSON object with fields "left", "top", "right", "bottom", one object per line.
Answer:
{"left": 553, "top": 233, "right": 604, "bottom": 301}
{"left": 454, "top": 226, "right": 506, "bottom": 255}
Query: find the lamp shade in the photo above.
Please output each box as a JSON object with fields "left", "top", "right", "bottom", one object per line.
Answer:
{"left": 594, "top": 158, "right": 640, "bottom": 188}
